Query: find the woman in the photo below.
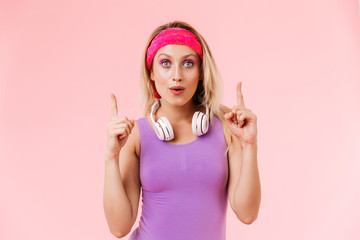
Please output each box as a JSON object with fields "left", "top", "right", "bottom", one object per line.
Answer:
{"left": 103, "top": 20, "right": 261, "bottom": 240}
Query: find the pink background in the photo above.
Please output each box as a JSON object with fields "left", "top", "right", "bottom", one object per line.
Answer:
{"left": 1, "top": 1, "right": 360, "bottom": 239}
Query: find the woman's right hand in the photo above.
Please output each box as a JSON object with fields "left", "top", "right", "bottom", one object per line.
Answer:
{"left": 106, "top": 93, "right": 135, "bottom": 158}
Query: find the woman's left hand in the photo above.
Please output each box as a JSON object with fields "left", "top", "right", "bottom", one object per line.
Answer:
{"left": 225, "top": 82, "right": 258, "bottom": 147}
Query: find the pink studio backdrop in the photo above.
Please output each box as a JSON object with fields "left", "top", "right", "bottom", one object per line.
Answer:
{"left": 1, "top": 1, "right": 359, "bottom": 239}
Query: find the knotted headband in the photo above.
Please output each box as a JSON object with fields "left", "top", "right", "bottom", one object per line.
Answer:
{"left": 146, "top": 27, "right": 203, "bottom": 71}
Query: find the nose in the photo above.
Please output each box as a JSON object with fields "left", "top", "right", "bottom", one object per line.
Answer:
{"left": 172, "top": 64, "right": 182, "bottom": 82}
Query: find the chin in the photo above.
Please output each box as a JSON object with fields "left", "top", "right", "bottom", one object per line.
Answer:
{"left": 161, "top": 95, "right": 188, "bottom": 106}
{"left": 172, "top": 97, "right": 195, "bottom": 107}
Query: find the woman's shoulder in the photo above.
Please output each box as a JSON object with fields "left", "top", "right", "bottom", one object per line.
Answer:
{"left": 213, "top": 104, "right": 237, "bottom": 149}
{"left": 136, "top": 115, "right": 152, "bottom": 129}
{"left": 132, "top": 115, "right": 156, "bottom": 155}
{"left": 219, "top": 103, "right": 232, "bottom": 113}
{"left": 135, "top": 116, "right": 148, "bottom": 122}
{"left": 124, "top": 117, "right": 144, "bottom": 158}
{"left": 211, "top": 104, "right": 230, "bottom": 122}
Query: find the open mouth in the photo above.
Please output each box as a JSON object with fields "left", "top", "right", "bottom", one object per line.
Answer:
{"left": 170, "top": 88, "right": 184, "bottom": 95}
{"left": 169, "top": 86, "right": 185, "bottom": 91}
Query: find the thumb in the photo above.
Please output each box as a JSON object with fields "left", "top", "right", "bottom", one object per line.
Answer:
{"left": 130, "top": 119, "right": 135, "bottom": 126}
{"left": 224, "top": 112, "right": 234, "bottom": 126}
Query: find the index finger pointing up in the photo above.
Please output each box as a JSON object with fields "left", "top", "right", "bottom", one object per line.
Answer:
{"left": 237, "top": 81, "right": 245, "bottom": 109}
{"left": 110, "top": 93, "right": 118, "bottom": 120}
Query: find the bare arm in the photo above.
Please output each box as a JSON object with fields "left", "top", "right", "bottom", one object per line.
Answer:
{"left": 103, "top": 125, "right": 141, "bottom": 237}
{"left": 228, "top": 140, "right": 261, "bottom": 224}
{"left": 225, "top": 82, "right": 261, "bottom": 224}
{"left": 103, "top": 94, "right": 141, "bottom": 238}
{"left": 103, "top": 153, "right": 133, "bottom": 236}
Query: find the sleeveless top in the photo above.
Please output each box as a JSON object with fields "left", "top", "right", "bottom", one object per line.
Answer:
{"left": 129, "top": 115, "right": 229, "bottom": 240}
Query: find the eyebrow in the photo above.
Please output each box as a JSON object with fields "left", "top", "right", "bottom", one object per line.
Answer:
{"left": 157, "top": 53, "right": 197, "bottom": 59}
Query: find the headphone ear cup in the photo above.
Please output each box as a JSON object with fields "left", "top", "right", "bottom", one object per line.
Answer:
{"left": 197, "top": 112, "right": 207, "bottom": 136}
{"left": 154, "top": 121, "right": 165, "bottom": 141}
{"left": 201, "top": 114, "right": 209, "bottom": 134}
{"left": 192, "top": 111, "right": 200, "bottom": 136}
{"left": 159, "top": 117, "right": 174, "bottom": 141}
{"left": 192, "top": 111, "right": 209, "bottom": 136}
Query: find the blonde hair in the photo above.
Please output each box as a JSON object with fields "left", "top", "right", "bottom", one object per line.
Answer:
{"left": 139, "top": 20, "right": 235, "bottom": 155}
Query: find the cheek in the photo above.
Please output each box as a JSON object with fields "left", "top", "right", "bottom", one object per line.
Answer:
{"left": 153, "top": 71, "right": 168, "bottom": 91}
{"left": 185, "top": 71, "right": 200, "bottom": 84}
{"left": 154, "top": 68, "right": 170, "bottom": 82}
{"left": 159, "top": 71, "right": 170, "bottom": 80}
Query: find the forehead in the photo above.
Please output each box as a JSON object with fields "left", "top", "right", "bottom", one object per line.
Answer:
{"left": 155, "top": 44, "right": 198, "bottom": 58}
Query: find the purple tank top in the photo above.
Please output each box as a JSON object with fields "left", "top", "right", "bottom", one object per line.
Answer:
{"left": 129, "top": 115, "right": 229, "bottom": 240}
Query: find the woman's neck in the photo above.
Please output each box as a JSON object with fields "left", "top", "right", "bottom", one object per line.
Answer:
{"left": 156, "top": 99, "right": 199, "bottom": 124}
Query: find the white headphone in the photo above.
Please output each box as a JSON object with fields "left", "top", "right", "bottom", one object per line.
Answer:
{"left": 150, "top": 98, "right": 210, "bottom": 141}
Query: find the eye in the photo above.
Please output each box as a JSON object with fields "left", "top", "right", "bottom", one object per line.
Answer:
{"left": 183, "top": 60, "right": 194, "bottom": 67}
{"left": 160, "top": 59, "right": 171, "bottom": 67}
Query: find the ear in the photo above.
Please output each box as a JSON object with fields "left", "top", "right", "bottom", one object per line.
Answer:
{"left": 150, "top": 71, "right": 154, "bottom": 80}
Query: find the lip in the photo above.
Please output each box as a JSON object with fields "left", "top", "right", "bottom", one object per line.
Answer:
{"left": 169, "top": 86, "right": 185, "bottom": 95}
{"left": 169, "top": 88, "right": 184, "bottom": 95}
{"left": 169, "top": 86, "right": 185, "bottom": 90}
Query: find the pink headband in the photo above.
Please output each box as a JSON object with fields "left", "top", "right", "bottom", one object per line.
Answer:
{"left": 146, "top": 27, "right": 203, "bottom": 71}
